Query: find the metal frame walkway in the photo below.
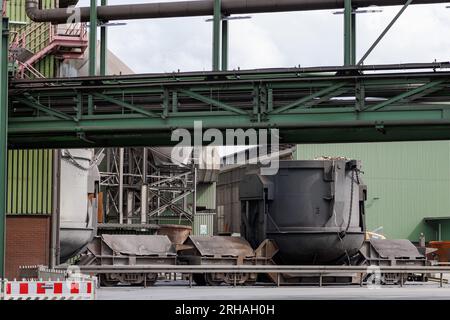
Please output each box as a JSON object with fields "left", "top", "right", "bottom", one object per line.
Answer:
{"left": 8, "top": 62, "right": 450, "bottom": 148}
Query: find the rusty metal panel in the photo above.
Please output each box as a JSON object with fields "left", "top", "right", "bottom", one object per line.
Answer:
{"left": 187, "top": 236, "right": 254, "bottom": 258}
{"left": 156, "top": 224, "right": 192, "bottom": 245}
{"left": 101, "top": 234, "right": 176, "bottom": 256}
{"left": 370, "top": 239, "right": 424, "bottom": 259}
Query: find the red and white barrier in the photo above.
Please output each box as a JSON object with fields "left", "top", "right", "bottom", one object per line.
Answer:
{"left": 1, "top": 279, "right": 96, "bottom": 300}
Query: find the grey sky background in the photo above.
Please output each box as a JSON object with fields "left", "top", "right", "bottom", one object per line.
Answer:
{"left": 78, "top": 0, "right": 450, "bottom": 74}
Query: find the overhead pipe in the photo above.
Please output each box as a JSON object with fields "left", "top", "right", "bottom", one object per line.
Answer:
{"left": 26, "top": 0, "right": 450, "bottom": 24}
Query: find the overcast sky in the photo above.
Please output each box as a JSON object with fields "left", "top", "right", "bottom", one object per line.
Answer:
{"left": 77, "top": 0, "right": 450, "bottom": 74}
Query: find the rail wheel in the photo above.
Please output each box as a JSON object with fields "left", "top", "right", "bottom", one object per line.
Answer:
{"left": 117, "top": 273, "right": 146, "bottom": 286}
{"left": 224, "top": 273, "right": 253, "bottom": 286}
{"left": 99, "top": 274, "right": 120, "bottom": 287}
{"left": 206, "top": 273, "right": 223, "bottom": 286}
{"left": 193, "top": 274, "right": 207, "bottom": 286}
{"left": 144, "top": 273, "right": 158, "bottom": 286}
{"left": 381, "top": 273, "right": 402, "bottom": 285}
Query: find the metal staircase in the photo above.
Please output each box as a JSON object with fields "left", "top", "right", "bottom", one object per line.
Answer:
{"left": 9, "top": 21, "right": 88, "bottom": 79}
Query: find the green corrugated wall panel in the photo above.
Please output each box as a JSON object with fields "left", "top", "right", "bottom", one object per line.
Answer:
{"left": 156, "top": 218, "right": 190, "bottom": 226}
{"left": 196, "top": 183, "right": 216, "bottom": 210}
{"left": 193, "top": 213, "right": 215, "bottom": 236}
{"left": 6, "top": 150, "right": 53, "bottom": 215}
{"left": 5, "top": 1, "right": 56, "bottom": 216}
{"left": 295, "top": 141, "right": 450, "bottom": 242}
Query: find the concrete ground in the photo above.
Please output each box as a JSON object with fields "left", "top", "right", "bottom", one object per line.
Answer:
{"left": 97, "top": 281, "right": 450, "bottom": 300}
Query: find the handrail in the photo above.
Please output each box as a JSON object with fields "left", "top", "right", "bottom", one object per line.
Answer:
{"left": 16, "top": 61, "right": 46, "bottom": 79}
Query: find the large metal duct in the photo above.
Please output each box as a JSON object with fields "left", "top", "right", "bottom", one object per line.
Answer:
{"left": 26, "top": 0, "right": 450, "bottom": 24}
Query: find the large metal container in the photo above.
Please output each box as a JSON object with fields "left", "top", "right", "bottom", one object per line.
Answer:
{"left": 428, "top": 241, "right": 450, "bottom": 262}
{"left": 239, "top": 160, "right": 367, "bottom": 265}
{"left": 157, "top": 224, "right": 192, "bottom": 245}
{"left": 59, "top": 149, "right": 99, "bottom": 262}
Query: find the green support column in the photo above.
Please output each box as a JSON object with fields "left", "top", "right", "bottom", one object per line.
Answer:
{"left": 0, "top": 17, "right": 9, "bottom": 278}
{"left": 343, "top": 0, "right": 353, "bottom": 66}
{"left": 221, "top": 17, "right": 228, "bottom": 71}
{"left": 88, "top": 0, "right": 97, "bottom": 115}
{"left": 351, "top": 11, "right": 356, "bottom": 65}
{"left": 89, "top": 0, "right": 98, "bottom": 76}
{"left": 212, "top": 0, "right": 221, "bottom": 71}
{"left": 100, "top": 0, "right": 107, "bottom": 76}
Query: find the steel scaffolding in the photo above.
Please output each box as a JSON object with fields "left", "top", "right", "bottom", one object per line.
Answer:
{"left": 99, "top": 148, "right": 196, "bottom": 226}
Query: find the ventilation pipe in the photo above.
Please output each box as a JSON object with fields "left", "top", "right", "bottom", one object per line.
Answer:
{"left": 26, "top": 0, "right": 450, "bottom": 24}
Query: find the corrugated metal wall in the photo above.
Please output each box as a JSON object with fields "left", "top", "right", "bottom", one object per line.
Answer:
{"left": 217, "top": 167, "right": 247, "bottom": 234}
{"left": 7, "top": 150, "right": 53, "bottom": 215}
{"left": 193, "top": 213, "right": 215, "bottom": 236}
{"left": 295, "top": 141, "right": 450, "bottom": 241}
{"left": 6, "top": 1, "right": 56, "bottom": 216}
{"left": 196, "top": 182, "right": 216, "bottom": 210}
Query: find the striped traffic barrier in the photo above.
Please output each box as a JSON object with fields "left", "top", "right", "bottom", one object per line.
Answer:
{"left": 1, "top": 279, "right": 96, "bottom": 300}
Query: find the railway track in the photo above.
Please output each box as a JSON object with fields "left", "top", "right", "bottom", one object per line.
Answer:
{"left": 56, "top": 265, "right": 450, "bottom": 287}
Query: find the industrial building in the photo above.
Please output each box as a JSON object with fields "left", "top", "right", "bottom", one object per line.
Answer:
{"left": 0, "top": 0, "right": 450, "bottom": 300}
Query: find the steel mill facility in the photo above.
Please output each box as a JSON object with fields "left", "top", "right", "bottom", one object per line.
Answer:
{"left": 1, "top": 0, "right": 450, "bottom": 301}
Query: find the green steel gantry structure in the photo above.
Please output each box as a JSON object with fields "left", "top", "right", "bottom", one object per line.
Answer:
{"left": 1, "top": 0, "right": 450, "bottom": 275}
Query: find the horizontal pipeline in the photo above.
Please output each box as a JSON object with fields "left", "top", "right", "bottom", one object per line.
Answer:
{"left": 10, "top": 61, "right": 450, "bottom": 86}
{"left": 26, "top": 0, "right": 450, "bottom": 24}
{"left": 9, "top": 120, "right": 450, "bottom": 135}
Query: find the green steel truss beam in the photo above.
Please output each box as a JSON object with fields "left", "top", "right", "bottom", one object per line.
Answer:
{"left": 7, "top": 65, "right": 450, "bottom": 148}
{"left": 271, "top": 83, "right": 348, "bottom": 114}
{"left": 16, "top": 96, "right": 74, "bottom": 121}
{"left": 179, "top": 89, "right": 248, "bottom": 115}
{"left": 367, "top": 80, "right": 445, "bottom": 111}
{"left": 303, "top": 88, "right": 350, "bottom": 108}
{"left": 93, "top": 93, "right": 161, "bottom": 118}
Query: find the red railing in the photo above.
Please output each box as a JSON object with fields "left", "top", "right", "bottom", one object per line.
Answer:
{"left": 12, "top": 22, "right": 88, "bottom": 79}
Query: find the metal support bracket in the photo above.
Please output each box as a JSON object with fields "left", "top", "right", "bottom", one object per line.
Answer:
{"left": 16, "top": 96, "right": 75, "bottom": 121}
{"left": 358, "top": 0, "right": 413, "bottom": 65}
{"left": 367, "top": 80, "right": 445, "bottom": 111}
{"left": 180, "top": 89, "right": 248, "bottom": 115}
{"left": 271, "top": 83, "right": 347, "bottom": 114}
